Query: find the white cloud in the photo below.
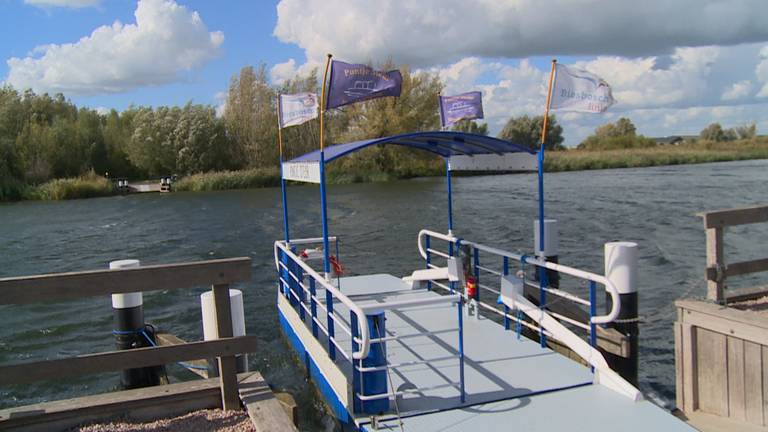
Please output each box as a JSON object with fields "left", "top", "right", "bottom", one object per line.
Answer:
{"left": 269, "top": 57, "right": 320, "bottom": 85}
{"left": 274, "top": 0, "right": 768, "bottom": 68}
{"left": 5, "top": 0, "right": 223, "bottom": 95}
{"left": 722, "top": 80, "right": 753, "bottom": 100}
{"left": 24, "top": 0, "right": 100, "bottom": 9}
{"left": 757, "top": 45, "right": 768, "bottom": 97}
{"left": 427, "top": 44, "right": 768, "bottom": 146}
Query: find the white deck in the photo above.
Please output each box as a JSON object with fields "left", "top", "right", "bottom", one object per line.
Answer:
{"left": 306, "top": 274, "right": 692, "bottom": 431}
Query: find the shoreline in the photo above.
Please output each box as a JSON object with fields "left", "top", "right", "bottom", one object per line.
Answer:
{"left": 4, "top": 145, "right": 767, "bottom": 202}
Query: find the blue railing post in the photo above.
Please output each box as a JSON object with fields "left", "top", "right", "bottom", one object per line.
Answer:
{"left": 326, "top": 289, "right": 336, "bottom": 360}
{"left": 539, "top": 266, "right": 548, "bottom": 348}
{"left": 425, "top": 235, "right": 432, "bottom": 291}
{"left": 448, "top": 241, "right": 455, "bottom": 294}
{"left": 298, "top": 268, "right": 306, "bottom": 321}
{"left": 310, "top": 278, "right": 318, "bottom": 338}
{"left": 503, "top": 256, "right": 510, "bottom": 330}
{"left": 589, "top": 281, "right": 597, "bottom": 348}
{"left": 458, "top": 297, "right": 466, "bottom": 403}
{"left": 473, "top": 247, "right": 480, "bottom": 303}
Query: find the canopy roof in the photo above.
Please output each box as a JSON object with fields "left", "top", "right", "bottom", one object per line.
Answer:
{"left": 288, "top": 131, "right": 535, "bottom": 164}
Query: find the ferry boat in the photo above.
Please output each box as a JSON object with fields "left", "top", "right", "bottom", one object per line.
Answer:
{"left": 273, "top": 131, "right": 692, "bottom": 431}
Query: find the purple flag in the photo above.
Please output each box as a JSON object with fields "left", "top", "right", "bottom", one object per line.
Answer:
{"left": 325, "top": 60, "right": 402, "bottom": 109}
{"left": 439, "top": 91, "right": 484, "bottom": 128}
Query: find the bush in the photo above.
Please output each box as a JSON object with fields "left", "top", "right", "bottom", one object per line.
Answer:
{"left": 173, "top": 168, "right": 281, "bottom": 192}
{"left": 29, "top": 171, "right": 115, "bottom": 200}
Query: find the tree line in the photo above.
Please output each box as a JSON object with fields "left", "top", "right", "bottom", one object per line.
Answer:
{"left": 1, "top": 61, "right": 759, "bottom": 200}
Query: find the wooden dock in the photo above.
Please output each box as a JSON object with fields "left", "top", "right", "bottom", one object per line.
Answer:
{"left": 0, "top": 258, "right": 296, "bottom": 431}
{"left": 676, "top": 204, "right": 768, "bottom": 431}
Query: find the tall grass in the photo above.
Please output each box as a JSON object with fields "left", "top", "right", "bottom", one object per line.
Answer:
{"left": 173, "top": 168, "right": 281, "bottom": 192}
{"left": 545, "top": 138, "right": 768, "bottom": 172}
{"left": 26, "top": 171, "right": 115, "bottom": 200}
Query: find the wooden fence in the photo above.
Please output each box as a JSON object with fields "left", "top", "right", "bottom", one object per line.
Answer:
{"left": 698, "top": 204, "right": 768, "bottom": 304}
{"left": 0, "top": 257, "right": 255, "bottom": 411}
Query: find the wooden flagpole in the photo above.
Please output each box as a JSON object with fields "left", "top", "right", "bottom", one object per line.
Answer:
{"left": 320, "top": 54, "right": 333, "bottom": 151}
{"left": 319, "top": 54, "right": 333, "bottom": 283}
{"left": 540, "top": 59, "right": 557, "bottom": 148}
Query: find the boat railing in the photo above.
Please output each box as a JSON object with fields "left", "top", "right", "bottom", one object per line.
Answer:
{"left": 274, "top": 239, "right": 370, "bottom": 361}
{"left": 274, "top": 238, "right": 468, "bottom": 413}
{"left": 417, "top": 229, "right": 621, "bottom": 348}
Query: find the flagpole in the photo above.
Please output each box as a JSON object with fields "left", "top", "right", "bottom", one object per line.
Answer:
{"left": 319, "top": 53, "right": 333, "bottom": 280}
{"left": 537, "top": 58, "right": 556, "bottom": 348}
{"left": 277, "top": 94, "right": 291, "bottom": 244}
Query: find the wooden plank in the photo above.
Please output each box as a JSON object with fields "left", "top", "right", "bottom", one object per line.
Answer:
{"left": 725, "top": 258, "right": 768, "bottom": 278}
{"left": 697, "top": 327, "right": 729, "bottom": 417}
{"left": 763, "top": 346, "right": 768, "bottom": 426}
{"left": 727, "top": 336, "right": 746, "bottom": 421}
{"left": 698, "top": 205, "right": 768, "bottom": 229}
{"left": 679, "top": 409, "right": 768, "bottom": 432}
{"left": 0, "top": 257, "right": 252, "bottom": 305}
{"left": 0, "top": 373, "right": 223, "bottom": 432}
{"left": 238, "top": 371, "right": 297, "bottom": 431}
{"left": 743, "top": 341, "right": 763, "bottom": 426}
{"left": 156, "top": 333, "right": 209, "bottom": 379}
{"left": 0, "top": 336, "right": 257, "bottom": 385}
{"left": 213, "top": 283, "right": 239, "bottom": 411}
{"left": 682, "top": 323, "right": 698, "bottom": 413}
{"left": 680, "top": 307, "right": 768, "bottom": 347}
{"left": 675, "top": 322, "right": 685, "bottom": 412}
{"left": 727, "top": 285, "right": 768, "bottom": 304}
{"left": 676, "top": 299, "right": 768, "bottom": 331}
{"left": 705, "top": 227, "right": 725, "bottom": 303}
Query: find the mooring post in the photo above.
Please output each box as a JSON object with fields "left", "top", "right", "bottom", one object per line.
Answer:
{"left": 351, "top": 310, "right": 389, "bottom": 415}
{"left": 603, "top": 241, "right": 639, "bottom": 386}
{"left": 110, "top": 259, "right": 160, "bottom": 389}
{"left": 201, "top": 288, "right": 248, "bottom": 375}
{"left": 533, "top": 219, "right": 560, "bottom": 288}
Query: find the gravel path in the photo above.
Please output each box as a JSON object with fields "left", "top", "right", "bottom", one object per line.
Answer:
{"left": 73, "top": 409, "right": 254, "bottom": 432}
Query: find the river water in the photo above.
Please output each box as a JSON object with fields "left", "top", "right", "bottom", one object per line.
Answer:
{"left": 1, "top": 159, "right": 767, "bottom": 429}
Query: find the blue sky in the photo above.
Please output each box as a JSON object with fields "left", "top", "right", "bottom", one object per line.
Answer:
{"left": 0, "top": 0, "right": 303, "bottom": 110}
{"left": 2, "top": 0, "right": 768, "bottom": 145}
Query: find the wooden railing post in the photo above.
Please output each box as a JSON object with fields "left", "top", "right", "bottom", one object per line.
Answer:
{"left": 213, "top": 283, "right": 239, "bottom": 410}
{"left": 705, "top": 227, "right": 725, "bottom": 303}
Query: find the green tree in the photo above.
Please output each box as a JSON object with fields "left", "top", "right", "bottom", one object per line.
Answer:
{"left": 579, "top": 117, "right": 655, "bottom": 150}
{"left": 451, "top": 120, "right": 488, "bottom": 135}
{"left": 497, "top": 114, "right": 564, "bottom": 150}
{"left": 224, "top": 64, "right": 276, "bottom": 168}
{"left": 700, "top": 123, "right": 727, "bottom": 142}
{"left": 174, "top": 103, "right": 239, "bottom": 174}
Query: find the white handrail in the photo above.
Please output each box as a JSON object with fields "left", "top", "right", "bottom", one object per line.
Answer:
{"left": 417, "top": 229, "right": 621, "bottom": 325}
{"left": 274, "top": 240, "right": 370, "bottom": 360}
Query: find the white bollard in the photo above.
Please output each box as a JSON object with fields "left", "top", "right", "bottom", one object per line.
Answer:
{"left": 533, "top": 219, "right": 560, "bottom": 287}
{"left": 201, "top": 289, "right": 248, "bottom": 373}
{"left": 533, "top": 219, "right": 559, "bottom": 258}
{"left": 603, "top": 241, "right": 639, "bottom": 386}
{"left": 604, "top": 242, "right": 638, "bottom": 295}
{"left": 111, "top": 259, "right": 142, "bottom": 310}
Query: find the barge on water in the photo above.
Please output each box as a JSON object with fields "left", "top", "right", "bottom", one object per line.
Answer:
{"left": 273, "top": 131, "right": 692, "bottom": 431}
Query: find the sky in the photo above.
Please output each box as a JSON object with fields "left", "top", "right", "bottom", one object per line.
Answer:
{"left": 2, "top": 0, "right": 768, "bottom": 146}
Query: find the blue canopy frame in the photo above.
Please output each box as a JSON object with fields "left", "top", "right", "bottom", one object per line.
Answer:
{"left": 279, "top": 131, "right": 541, "bottom": 280}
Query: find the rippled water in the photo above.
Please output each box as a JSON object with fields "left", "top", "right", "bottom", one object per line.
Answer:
{"left": 2, "top": 159, "right": 767, "bottom": 429}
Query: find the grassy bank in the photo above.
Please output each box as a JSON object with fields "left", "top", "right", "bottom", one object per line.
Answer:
{"left": 545, "top": 138, "right": 768, "bottom": 172}
{"left": 4, "top": 138, "right": 767, "bottom": 201}
{"left": 173, "top": 167, "right": 281, "bottom": 192}
{"left": 22, "top": 172, "right": 115, "bottom": 201}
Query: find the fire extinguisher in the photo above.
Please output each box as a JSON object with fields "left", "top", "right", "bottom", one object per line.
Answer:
{"left": 465, "top": 275, "right": 477, "bottom": 300}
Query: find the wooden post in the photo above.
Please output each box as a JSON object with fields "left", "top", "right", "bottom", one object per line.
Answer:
{"left": 213, "top": 283, "right": 239, "bottom": 410}
{"left": 705, "top": 227, "right": 725, "bottom": 303}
